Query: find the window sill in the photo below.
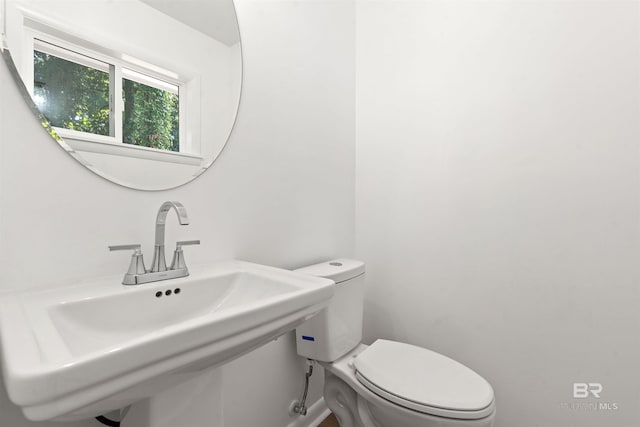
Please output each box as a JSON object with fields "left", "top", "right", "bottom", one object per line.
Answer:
{"left": 56, "top": 129, "right": 202, "bottom": 166}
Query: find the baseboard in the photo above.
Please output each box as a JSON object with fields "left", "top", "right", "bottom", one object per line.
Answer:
{"left": 286, "top": 397, "right": 330, "bottom": 427}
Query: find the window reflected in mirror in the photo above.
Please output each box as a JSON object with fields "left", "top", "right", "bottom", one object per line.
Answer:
{"left": 34, "top": 40, "right": 184, "bottom": 154}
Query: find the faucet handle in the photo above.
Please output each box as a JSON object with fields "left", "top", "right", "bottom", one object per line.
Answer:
{"left": 176, "top": 240, "right": 200, "bottom": 249}
{"left": 109, "top": 244, "right": 147, "bottom": 276}
{"left": 170, "top": 240, "right": 200, "bottom": 271}
{"left": 109, "top": 244, "right": 142, "bottom": 252}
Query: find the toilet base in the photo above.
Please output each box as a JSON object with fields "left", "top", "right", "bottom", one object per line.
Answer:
{"left": 324, "top": 371, "right": 365, "bottom": 427}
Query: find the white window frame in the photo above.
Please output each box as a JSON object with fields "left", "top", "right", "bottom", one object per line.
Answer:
{"left": 23, "top": 27, "right": 201, "bottom": 166}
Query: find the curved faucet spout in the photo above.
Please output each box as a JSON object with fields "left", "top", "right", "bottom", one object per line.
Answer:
{"left": 151, "top": 201, "right": 190, "bottom": 272}
{"left": 155, "top": 201, "right": 189, "bottom": 246}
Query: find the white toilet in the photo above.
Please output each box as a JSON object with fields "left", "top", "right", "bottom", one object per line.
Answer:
{"left": 295, "top": 259, "right": 496, "bottom": 427}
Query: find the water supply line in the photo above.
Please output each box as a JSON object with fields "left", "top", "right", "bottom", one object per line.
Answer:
{"left": 290, "top": 359, "right": 315, "bottom": 416}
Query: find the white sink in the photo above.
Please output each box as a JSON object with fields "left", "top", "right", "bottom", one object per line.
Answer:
{"left": 0, "top": 260, "right": 334, "bottom": 421}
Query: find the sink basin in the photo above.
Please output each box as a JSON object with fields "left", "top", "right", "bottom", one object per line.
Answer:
{"left": 0, "top": 260, "right": 334, "bottom": 421}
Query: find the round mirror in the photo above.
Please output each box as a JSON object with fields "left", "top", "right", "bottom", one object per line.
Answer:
{"left": 1, "top": 0, "right": 242, "bottom": 190}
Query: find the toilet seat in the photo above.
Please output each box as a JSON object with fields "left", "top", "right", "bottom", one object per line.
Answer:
{"left": 353, "top": 340, "right": 495, "bottom": 420}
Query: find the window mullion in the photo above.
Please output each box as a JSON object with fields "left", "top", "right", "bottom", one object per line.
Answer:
{"left": 112, "top": 64, "right": 123, "bottom": 143}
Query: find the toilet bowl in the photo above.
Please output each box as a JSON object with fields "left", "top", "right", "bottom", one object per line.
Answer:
{"left": 294, "top": 259, "right": 495, "bottom": 427}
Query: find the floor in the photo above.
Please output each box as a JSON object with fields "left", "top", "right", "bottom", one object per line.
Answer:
{"left": 318, "top": 413, "right": 340, "bottom": 427}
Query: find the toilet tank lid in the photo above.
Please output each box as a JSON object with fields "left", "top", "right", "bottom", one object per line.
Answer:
{"left": 294, "top": 259, "right": 365, "bottom": 283}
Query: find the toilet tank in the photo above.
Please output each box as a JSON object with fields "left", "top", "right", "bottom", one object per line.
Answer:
{"left": 294, "top": 259, "right": 365, "bottom": 362}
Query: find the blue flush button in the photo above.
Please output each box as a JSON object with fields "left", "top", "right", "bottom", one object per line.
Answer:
{"left": 302, "top": 336, "right": 315, "bottom": 342}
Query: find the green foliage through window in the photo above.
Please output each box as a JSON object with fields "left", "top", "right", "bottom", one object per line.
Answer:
{"left": 34, "top": 51, "right": 110, "bottom": 135}
{"left": 34, "top": 47, "right": 180, "bottom": 152}
{"left": 123, "top": 78, "right": 179, "bottom": 152}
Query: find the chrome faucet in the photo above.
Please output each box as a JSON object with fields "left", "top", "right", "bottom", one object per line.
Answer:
{"left": 151, "top": 201, "right": 190, "bottom": 272}
{"left": 109, "top": 201, "right": 200, "bottom": 285}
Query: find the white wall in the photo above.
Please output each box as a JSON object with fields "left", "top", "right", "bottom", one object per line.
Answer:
{"left": 356, "top": 1, "right": 640, "bottom": 426}
{"left": 0, "top": 1, "right": 355, "bottom": 426}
